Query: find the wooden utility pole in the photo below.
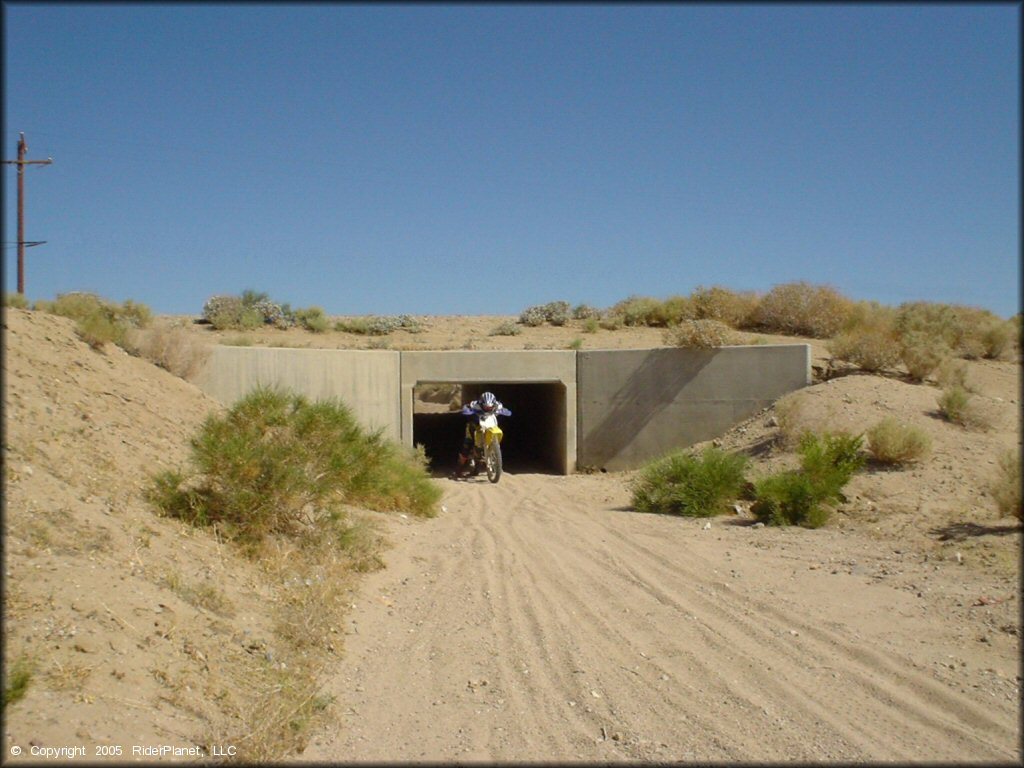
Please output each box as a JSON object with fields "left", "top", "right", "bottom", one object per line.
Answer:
{"left": 3, "top": 132, "right": 52, "bottom": 295}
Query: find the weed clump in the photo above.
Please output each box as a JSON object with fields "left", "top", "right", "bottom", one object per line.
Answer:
{"left": 148, "top": 387, "right": 441, "bottom": 547}
{"left": 866, "top": 417, "right": 931, "bottom": 464}
{"left": 751, "top": 431, "right": 865, "bottom": 527}
{"left": 631, "top": 446, "right": 749, "bottom": 517}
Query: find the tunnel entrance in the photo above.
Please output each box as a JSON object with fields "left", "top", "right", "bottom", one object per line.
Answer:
{"left": 412, "top": 381, "right": 567, "bottom": 476}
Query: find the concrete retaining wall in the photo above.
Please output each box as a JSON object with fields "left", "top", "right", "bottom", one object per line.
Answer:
{"left": 192, "top": 346, "right": 402, "bottom": 440}
{"left": 192, "top": 344, "right": 809, "bottom": 473}
{"left": 577, "top": 345, "right": 811, "bottom": 470}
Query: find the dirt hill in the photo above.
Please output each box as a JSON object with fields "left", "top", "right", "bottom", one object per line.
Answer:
{"left": 3, "top": 308, "right": 1020, "bottom": 762}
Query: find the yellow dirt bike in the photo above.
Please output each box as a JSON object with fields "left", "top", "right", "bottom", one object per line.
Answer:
{"left": 463, "top": 406, "right": 510, "bottom": 483}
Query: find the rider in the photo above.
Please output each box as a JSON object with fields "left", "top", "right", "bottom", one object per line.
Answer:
{"left": 453, "top": 391, "right": 510, "bottom": 478}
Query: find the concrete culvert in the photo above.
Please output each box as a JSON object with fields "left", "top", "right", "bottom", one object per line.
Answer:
{"left": 412, "top": 382, "right": 567, "bottom": 475}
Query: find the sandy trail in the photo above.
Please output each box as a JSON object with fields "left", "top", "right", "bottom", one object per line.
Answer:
{"left": 299, "top": 472, "right": 1018, "bottom": 763}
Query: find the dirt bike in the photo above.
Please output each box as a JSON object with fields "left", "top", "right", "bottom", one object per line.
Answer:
{"left": 464, "top": 407, "right": 510, "bottom": 483}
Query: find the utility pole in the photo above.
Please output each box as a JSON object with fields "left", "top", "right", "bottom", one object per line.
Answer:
{"left": 3, "top": 132, "right": 52, "bottom": 295}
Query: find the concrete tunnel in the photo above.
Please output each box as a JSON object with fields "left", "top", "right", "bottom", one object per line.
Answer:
{"left": 412, "top": 382, "right": 568, "bottom": 476}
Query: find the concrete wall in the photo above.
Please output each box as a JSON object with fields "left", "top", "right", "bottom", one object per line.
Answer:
{"left": 193, "top": 346, "right": 402, "bottom": 440}
{"left": 192, "top": 344, "right": 809, "bottom": 474}
{"left": 400, "top": 351, "right": 577, "bottom": 474}
{"left": 577, "top": 345, "right": 811, "bottom": 471}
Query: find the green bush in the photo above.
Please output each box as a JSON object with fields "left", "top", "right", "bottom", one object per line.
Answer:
{"left": 630, "top": 446, "right": 749, "bottom": 517}
{"left": 866, "top": 417, "right": 931, "bottom": 464}
{"left": 751, "top": 471, "right": 831, "bottom": 528}
{"left": 748, "top": 281, "right": 851, "bottom": 338}
{"left": 752, "top": 431, "right": 865, "bottom": 527}
{"left": 148, "top": 387, "right": 441, "bottom": 546}
{"left": 798, "top": 430, "right": 866, "bottom": 492}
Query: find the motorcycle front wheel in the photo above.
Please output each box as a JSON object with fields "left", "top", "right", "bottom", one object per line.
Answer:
{"left": 485, "top": 439, "right": 502, "bottom": 483}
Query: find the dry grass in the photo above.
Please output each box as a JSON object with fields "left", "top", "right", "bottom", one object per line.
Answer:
{"left": 129, "top": 321, "right": 212, "bottom": 379}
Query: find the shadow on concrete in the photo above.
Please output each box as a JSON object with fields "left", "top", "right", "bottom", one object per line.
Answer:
{"left": 579, "top": 349, "right": 717, "bottom": 469}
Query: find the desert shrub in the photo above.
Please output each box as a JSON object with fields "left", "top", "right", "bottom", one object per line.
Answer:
{"left": 567, "top": 337, "right": 584, "bottom": 350}
{"left": 598, "top": 313, "right": 624, "bottom": 331}
{"left": 518, "top": 301, "right": 570, "bottom": 327}
{"left": 582, "top": 317, "right": 600, "bottom": 334}
{"left": 751, "top": 471, "right": 830, "bottom": 528}
{"left": 840, "top": 300, "right": 897, "bottom": 333}
{"left": 4, "top": 292, "right": 29, "bottom": 309}
{"left": 335, "top": 317, "right": 370, "bottom": 334}
{"left": 131, "top": 322, "right": 212, "bottom": 379}
{"left": 652, "top": 295, "right": 695, "bottom": 327}
{"left": 937, "top": 384, "right": 971, "bottom": 424}
{"left": 489, "top": 320, "right": 521, "bottom": 336}
{"left": 980, "top": 319, "right": 1014, "bottom": 360}
{"left": 936, "top": 384, "right": 988, "bottom": 429}
{"left": 572, "top": 303, "right": 602, "bottom": 320}
{"left": 828, "top": 322, "right": 901, "bottom": 373}
{"left": 148, "top": 387, "right": 441, "bottom": 546}
{"left": 690, "top": 286, "right": 758, "bottom": 328}
{"left": 666, "top": 319, "right": 734, "bottom": 349}
{"left": 748, "top": 281, "right": 852, "bottom": 338}
{"left": 989, "top": 449, "right": 1022, "bottom": 520}
{"left": 631, "top": 446, "right": 749, "bottom": 517}
{"left": 518, "top": 305, "right": 547, "bottom": 327}
{"left": 894, "top": 301, "right": 1004, "bottom": 360}
{"left": 45, "top": 292, "right": 152, "bottom": 350}
{"left": 294, "top": 306, "right": 329, "bottom": 333}
{"left": 202, "top": 292, "right": 288, "bottom": 330}
{"left": 752, "top": 431, "right": 864, "bottom": 527}
{"left": 797, "top": 430, "right": 866, "bottom": 495}
{"left": 771, "top": 393, "right": 815, "bottom": 448}
{"left": 866, "top": 417, "right": 931, "bottom": 464}
{"left": 899, "top": 331, "right": 951, "bottom": 382}
{"left": 608, "top": 295, "right": 665, "bottom": 327}
{"left": 934, "top": 358, "right": 971, "bottom": 390}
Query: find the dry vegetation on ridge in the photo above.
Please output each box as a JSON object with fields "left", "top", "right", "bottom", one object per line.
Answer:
{"left": 2, "top": 282, "right": 1021, "bottom": 762}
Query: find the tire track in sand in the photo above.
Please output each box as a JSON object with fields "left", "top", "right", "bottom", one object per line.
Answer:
{"left": 299, "top": 472, "right": 1019, "bottom": 763}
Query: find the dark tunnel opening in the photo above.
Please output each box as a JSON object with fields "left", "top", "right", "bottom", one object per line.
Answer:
{"left": 412, "top": 382, "right": 567, "bottom": 476}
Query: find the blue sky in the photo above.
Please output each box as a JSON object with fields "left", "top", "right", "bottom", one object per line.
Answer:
{"left": 3, "top": 3, "right": 1020, "bottom": 318}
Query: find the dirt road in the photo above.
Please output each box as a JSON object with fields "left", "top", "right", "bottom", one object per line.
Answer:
{"left": 299, "top": 472, "right": 1019, "bottom": 763}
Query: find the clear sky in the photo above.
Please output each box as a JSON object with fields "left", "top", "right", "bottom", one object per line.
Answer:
{"left": 3, "top": 3, "right": 1020, "bottom": 318}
